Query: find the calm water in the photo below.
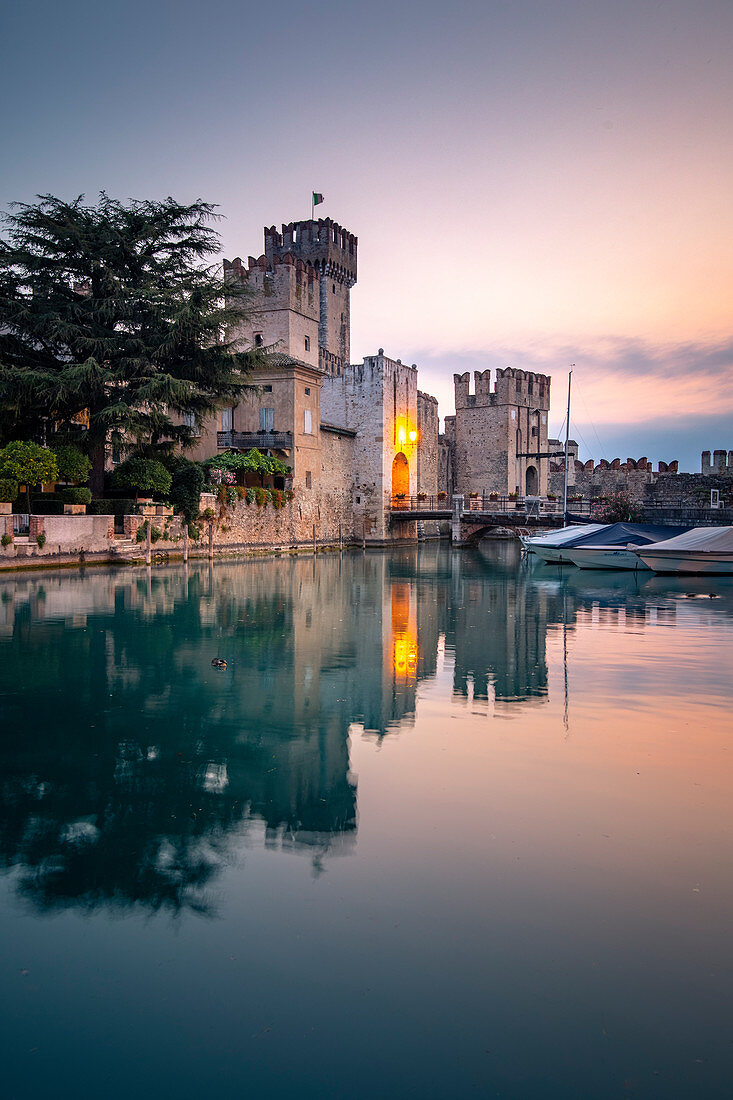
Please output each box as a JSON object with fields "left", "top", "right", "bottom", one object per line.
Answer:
{"left": 1, "top": 544, "right": 732, "bottom": 1099}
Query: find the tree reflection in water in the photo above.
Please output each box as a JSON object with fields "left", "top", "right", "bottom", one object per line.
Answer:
{"left": 0, "top": 544, "right": 673, "bottom": 915}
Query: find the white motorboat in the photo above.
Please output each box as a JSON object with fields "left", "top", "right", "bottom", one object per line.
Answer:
{"left": 528, "top": 524, "right": 608, "bottom": 562}
{"left": 521, "top": 524, "right": 597, "bottom": 553}
{"left": 636, "top": 526, "right": 733, "bottom": 575}
{"left": 565, "top": 545, "right": 652, "bottom": 570}
{"left": 538, "top": 522, "right": 689, "bottom": 567}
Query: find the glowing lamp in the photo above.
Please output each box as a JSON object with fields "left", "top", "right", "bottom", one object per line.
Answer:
{"left": 408, "top": 429, "right": 418, "bottom": 443}
{"left": 397, "top": 426, "right": 407, "bottom": 445}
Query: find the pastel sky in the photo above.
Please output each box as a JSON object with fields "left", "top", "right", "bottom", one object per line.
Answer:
{"left": 2, "top": 0, "right": 731, "bottom": 470}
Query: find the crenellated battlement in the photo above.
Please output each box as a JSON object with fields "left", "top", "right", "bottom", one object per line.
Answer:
{"left": 701, "top": 449, "right": 733, "bottom": 475}
{"left": 264, "top": 218, "right": 357, "bottom": 286}
{"left": 223, "top": 254, "right": 319, "bottom": 321}
{"left": 453, "top": 367, "right": 551, "bottom": 410}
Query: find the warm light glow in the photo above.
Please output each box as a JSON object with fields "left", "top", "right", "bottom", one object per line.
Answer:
{"left": 397, "top": 426, "right": 407, "bottom": 445}
{"left": 408, "top": 429, "right": 418, "bottom": 443}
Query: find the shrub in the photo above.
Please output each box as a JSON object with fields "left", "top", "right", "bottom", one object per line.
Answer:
{"left": 150, "top": 526, "right": 162, "bottom": 543}
{"left": 1, "top": 533, "right": 12, "bottom": 548}
{"left": 53, "top": 445, "right": 91, "bottom": 484}
{"left": 88, "top": 498, "right": 140, "bottom": 516}
{"left": 245, "top": 488, "right": 256, "bottom": 505}
{"left": 437, "top": 491, "right": 447, "bottom": 500}
{"left": 0, "top": 478, "right": 18, "bottom": 502}
{"left": 36, "top": 533, "right": 46, "bottom": 549}
{"left": 168, "top": 460, "right": 205, "bottom": 524}
{"left": 254, "top": 487, "right": 267, "bottom": 507}
{"left": 200, "top": 507, "right": 216, "bottom": 521}
{"left": 187, "top": 523, "right": 201, "bottom": 540}
{"left": 111, "top": 457, "right": 172, "bottom": 499}
{"left": 135, "top": 521, "right": 149, "bottom": 543}
{"left": 593, "top": 490, "right": 643, "bottom": 523}
{"left": 61, "top": 487, "right": 92, "bottom": 505}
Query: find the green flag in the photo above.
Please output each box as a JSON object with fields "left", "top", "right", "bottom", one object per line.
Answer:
{"left": 312, "top": 192, "right": 324, "bottom": 206}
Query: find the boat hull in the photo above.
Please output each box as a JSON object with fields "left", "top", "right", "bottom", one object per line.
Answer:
{"left": 565, "top": 547, "right": 651, "bottom": 571}
{"left": 637, "top": 551, "right": 733, "bottom": 575}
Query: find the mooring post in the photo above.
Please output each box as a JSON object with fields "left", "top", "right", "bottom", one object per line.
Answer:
{"left": 312, "top": 523, "right": 316, "bottom": 556}
{"left": 208, "top": 522, "right": 214, "bottom": 560}
{"left": 362, "top": 520, "right": 366, "bottom": 551}
{"left": 146, "top": 522, "right": 151, "bottom": 566}
{"left": 451, "top": 494, "right": 464, "bottom": 545}
{"left": 183, "top": 524, "right": 189, "bottom": 563}
{"left": 339, "top": 523, "right": 342, "bottom": 551}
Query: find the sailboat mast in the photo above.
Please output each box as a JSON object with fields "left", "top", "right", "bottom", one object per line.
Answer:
{"left": 562, "top": 368, "right": 573, "bottom": 525}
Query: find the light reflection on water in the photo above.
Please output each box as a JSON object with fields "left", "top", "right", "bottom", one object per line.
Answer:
{"left": 0, "top": 543, "right": 732, "bottom": 1099}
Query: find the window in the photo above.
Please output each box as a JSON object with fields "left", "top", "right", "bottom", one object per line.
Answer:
{"left": 304, "top": 336, "right": 310, "bottom": 352}
{"left": 304, "top": 409, "right": 312, "bottom": 434}
{"left": 304, "top": 386, "right": 310, "bottom": 396}
{"left": 332, "top": 284, "right": 336, "bottom": 294}
{"left": 264, "top": 384, "right": 272, "bottom": 393}
{"left": 259, "top": 407, "right": 274, "bottom": 431}
{"left": 183, "top": 411, "right": 195, "bottom": 428}
{"left": 221, "top": 407, "right": 233, "bottom": 431}
{"left": 254, "top": 333, "right": 263, "bottom": 347}
{"left": 305, "top": 471, "right": 312, "bottom": 489}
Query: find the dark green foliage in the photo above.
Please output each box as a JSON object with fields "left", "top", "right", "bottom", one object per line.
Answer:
{"left": 111, "top": 457, "right": 172, "bottom": 499}
{"left": 53, "top": 445, "right": 91, "bottom": 484}
{"left": 168, "top": 458, "right": 205, "bottom": 523}
{"left": 36, "top": 532, "right": 46, "bottom": 548}
{"left": 60, "top": 487, "right": 92, "bottom": 505}
{"left": 1, "top": 533, "right": 11, "bottom": 547}
{"left": 187, "top": 522, "right": 201, "bottom": 540}
{"left": 0, "top": 193, "right": 263, "bottom": 493}
{"left": 88, "top": 497, "right": 140, "bottom": 516}
{"left": 0, "top": 477, "right": 17, "bottom": 502}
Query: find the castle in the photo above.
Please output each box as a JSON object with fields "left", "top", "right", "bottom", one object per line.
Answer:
{"left": 184, "top": 215, "right": 569, "bottom": 541}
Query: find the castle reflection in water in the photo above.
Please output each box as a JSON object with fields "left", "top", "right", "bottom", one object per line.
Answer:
{"left": 0, "top": 543, "right": 678, "bottom": 914}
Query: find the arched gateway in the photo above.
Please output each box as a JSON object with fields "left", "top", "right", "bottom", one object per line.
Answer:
{"left": 392, "top": 452, "right": 409, "bottom": 500}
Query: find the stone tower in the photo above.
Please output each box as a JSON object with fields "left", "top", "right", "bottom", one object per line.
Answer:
{"left": 264, "top": 219, "right": 358, "bottom": 376}
{"left": 451, "top": 368, "right": 551, "bottom": 497}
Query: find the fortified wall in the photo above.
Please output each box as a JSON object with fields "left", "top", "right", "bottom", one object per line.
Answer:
{"left": 224, "top": 254, "right": 320, "bottom": 370}
{"left": 548, "top": 455, "right": 679, "bottom": 501}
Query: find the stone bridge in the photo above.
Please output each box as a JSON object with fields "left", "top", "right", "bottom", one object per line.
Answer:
{"left": 449, "top": 496, "right": 564, "bottom": 545}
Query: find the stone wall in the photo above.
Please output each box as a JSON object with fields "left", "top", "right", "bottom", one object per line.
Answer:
{"left": 549, "top": 457, "right": 678, "bottom": 502}
{"left": 416, "top": 391, "right": 439, "bottom": 495}
{"left": 321, "top": 352, "right": 420, "bottom": 538}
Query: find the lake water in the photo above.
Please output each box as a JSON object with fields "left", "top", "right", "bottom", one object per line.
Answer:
{"left": 1, "top": 543, "right": 732, "bottom": 1099}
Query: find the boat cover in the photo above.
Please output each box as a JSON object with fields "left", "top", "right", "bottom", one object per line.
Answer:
{"left": 571, "top": 523, "right": 690, "bottom": 548}
{"left": 640, "top": 526, "right": 733, "bottom": 552}
{"left": 527, "top": 523, "right": 607, "bottom": 548}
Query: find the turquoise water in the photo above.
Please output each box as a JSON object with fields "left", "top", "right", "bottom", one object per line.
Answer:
{"left": 1, "top": 543, "right": 732, "bottom": 1099}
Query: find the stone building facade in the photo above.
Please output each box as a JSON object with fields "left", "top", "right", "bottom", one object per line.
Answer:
{"left": 443, "top": 367, "right": 551, "bottom": 497}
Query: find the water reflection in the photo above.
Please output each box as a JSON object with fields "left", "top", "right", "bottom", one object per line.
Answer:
{"left": 1, "top": 544, "right": 732, "bottom": 916}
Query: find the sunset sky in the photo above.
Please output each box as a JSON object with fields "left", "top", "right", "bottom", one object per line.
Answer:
{"left": 2, "top": 0, "right": 731, "bottom": 470}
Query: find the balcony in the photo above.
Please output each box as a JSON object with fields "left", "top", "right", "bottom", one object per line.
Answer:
{"left": 217, "top": 430, "right": 293, "bottom": 452}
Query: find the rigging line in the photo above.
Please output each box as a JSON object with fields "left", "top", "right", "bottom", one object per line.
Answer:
{"left": 574, "top": 376, "right": 607, "bottom": 462}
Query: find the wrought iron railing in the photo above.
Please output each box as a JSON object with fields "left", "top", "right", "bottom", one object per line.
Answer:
{"left": 217, "top": 430, "right": 293, "bottom": 451}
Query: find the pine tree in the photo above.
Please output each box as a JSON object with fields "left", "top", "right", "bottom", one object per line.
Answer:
{"left": 0, "top": 193, "right": 259, "bottom": 494}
